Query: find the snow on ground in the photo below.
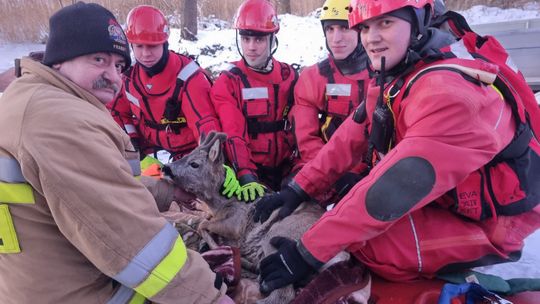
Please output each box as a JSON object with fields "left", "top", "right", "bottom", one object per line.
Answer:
{"left": 475, "top": 230, "right": 540, "bottom": 280}
{"left": 171, "top": 13, "right": 326, "bottom": 77}
{"left": 0, "top": 43, "right": 44, "bottom": 72}
{"left": 460, "top": 3, "right": 540, "bottom": 23}
{"left": 1, "top": 4, "right": 539, "bottom": 281}
{"left": 3, "top": 5, "right": 540, "bottom": 75}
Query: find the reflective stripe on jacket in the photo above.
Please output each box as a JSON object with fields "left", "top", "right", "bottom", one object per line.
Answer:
{"left": 0, "top": 57, "right": 225, "bottom": 304}
{"left": 0, "top": 157, "right": 34, "bottom": 205}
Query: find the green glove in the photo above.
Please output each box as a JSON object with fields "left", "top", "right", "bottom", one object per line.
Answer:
{"left": 221, "top": 165, "right": 241, "bottom": 199}
{"left": 237, "top": 182, "right": 266, "bottom": 202}
{"left": 140, "top": 155, "right": 163, "bottom": 171}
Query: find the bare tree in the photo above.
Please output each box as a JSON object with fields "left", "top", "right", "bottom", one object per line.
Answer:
{"left": 181, "top": 0, "right": 198, "bottom": 41}
{"left": 275, "top": 0, "right": 291, "bottom": 14}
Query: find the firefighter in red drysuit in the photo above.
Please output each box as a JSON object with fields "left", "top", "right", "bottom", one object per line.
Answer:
{"left": 210, "top": 0, "right": 298, "bottom": 201}
{"left": 289, "top": 0, "right": 370, "bottom": 205}
{"left": 255, "top": 0, "right": 540, "bottom": 294}
{"left": 108, "top": 5, "right": 220, "bottom": 160}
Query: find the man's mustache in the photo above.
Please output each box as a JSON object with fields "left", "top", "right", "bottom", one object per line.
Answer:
{"left": 93, "top": 77, "right": 119, "bottom": 95}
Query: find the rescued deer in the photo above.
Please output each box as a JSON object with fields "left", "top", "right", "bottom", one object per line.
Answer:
{"left": 163, "top": 132, "right": 329, "bottom": 304}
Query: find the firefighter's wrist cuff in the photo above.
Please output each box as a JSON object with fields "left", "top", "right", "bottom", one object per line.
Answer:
{"left": 296, "top": 240, "right": 324, "bottom": 270}
{"left": 239, "top": 173, "right": 258, "bottom": 186}
{"left": 287, "top": 180, "right": 310, "bottom": 202}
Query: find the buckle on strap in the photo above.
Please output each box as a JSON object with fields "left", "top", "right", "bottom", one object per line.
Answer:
{"left": 283, "top": 119, "right": 291, "bottom": 131}
{"left": 144, "top": 119, "right": 184, "bottom": 134}
{"left": 247, "top": 120, "right": 289, "bottom": 135}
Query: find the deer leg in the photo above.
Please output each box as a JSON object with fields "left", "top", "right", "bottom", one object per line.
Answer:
{"left": 255, "top": 284, "right": 295, "bottom": 304}
{"left": 200, "top": 217, "right": 243, "bottom": 241}
{"left": 198, "top": 221, "right": 220, "bottom": 249}
{"left": 241, "top": 257, "right": 258, "bottom": 274}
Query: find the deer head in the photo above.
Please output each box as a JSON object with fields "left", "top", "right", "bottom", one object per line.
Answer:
{"left": 162, "top": 131, "right": 227, "bottom": 208}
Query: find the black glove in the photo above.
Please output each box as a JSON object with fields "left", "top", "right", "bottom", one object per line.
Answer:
{"left": 259, "top": 237, "right": 315, "bottom": 294}
{"left": 253, "top": 186, "right": 303, "bottom": 223}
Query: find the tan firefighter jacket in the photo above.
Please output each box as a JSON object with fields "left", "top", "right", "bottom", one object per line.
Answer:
{"left": 0, "top": 58, "right": 226, "bottom": 303}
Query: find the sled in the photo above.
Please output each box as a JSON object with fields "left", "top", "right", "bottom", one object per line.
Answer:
{"left": 291, "top": 260, "right": 540, "bottom": 304}
{"left": 369, "top": 274, "right": 540, "bottom": 304}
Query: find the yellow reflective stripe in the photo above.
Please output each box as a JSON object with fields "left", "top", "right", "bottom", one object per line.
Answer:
{"left": 0, "top": 204, "right": 21, "bottom": 253}
{"left": 128, "top": 292, "right": 146, "bottom": 304}
{"left": 160, "top": 117, "right": 187, "bottom": 124}
{"left": 320, "top": 116, "right": 333, "bottom": 143}
{"left": 490, "top": 84, "right": 505, "bottom": 100}
{"left": 134, "top": 237, "right": 187, "bottom": 298}
{"left": 0, "top": 182, "right": 35, "bottom": 204}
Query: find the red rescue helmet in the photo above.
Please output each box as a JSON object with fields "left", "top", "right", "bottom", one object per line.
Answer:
{"left": 126, "top": 5, "right": 169, "bottom": 45}
{"left": 234, "top": 0, "right": 279, "bottom": 34}
{"left": 348, "top": 0, "right": 433, "bottom": 34}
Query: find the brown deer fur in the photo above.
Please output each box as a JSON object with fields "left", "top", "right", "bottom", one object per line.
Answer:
{"left": 163, "top": 132, "right": 328, "bottom": 304}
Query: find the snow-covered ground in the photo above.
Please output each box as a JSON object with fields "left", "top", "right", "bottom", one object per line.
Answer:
{"left": 0, "top": 43, "right": 44, "bottom": 72}
{"left": 3, "top": 4, "right": 540, "bottom": 75}
{"left": 1, "top": 5, "right": 539, "bottom": 281}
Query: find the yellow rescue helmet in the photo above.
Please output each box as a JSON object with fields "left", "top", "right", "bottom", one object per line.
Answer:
{"left": 319, "top": 0, "right": 350, "bottom": 21}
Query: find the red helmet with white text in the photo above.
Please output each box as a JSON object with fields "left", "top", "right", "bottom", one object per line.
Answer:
{"left": 348, "top": 0, "right": 433, "bottom": 35}
{"left": 234, "top": 0, "right": 279, "bottom": 34}
{"left": 126, "top": 5, "right": 169, "bottom": 45}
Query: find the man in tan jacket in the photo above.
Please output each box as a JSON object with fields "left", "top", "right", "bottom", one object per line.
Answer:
{"left": 0, "top": 2, "right": 232, "bottom": 303}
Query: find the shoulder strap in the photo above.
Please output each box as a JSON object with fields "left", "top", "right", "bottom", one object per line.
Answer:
{"left": 227, "top": 66, "right": 251, "bottom": 88}
{"left": 317, "top": 58, "right": 335, "bottom": 84}
{"left": 317, "top": 58, "right": 337, "bottom": 121}
{"left": 396, "top": 65, "right": 535, "bottom": 166}
{"left": 123, "top": 66, "right": 135, "bottom": 94}
{"left": 163, "top": 60, "right": 200, "bottom": 122}
{"left": 436, "top": 11, "right": 473, "bottom": 38}
{"left": 162, "top": 79, "right": 183, "bottom": 122}
{"left": 284, "top": 64, "right": 299, "bottom": 120}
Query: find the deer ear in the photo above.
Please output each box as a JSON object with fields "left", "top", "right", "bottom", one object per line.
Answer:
{"left": 216, "top": 132, "right": 227, "bottom": 144}
{"left": 199, "top": 132, "right": 207, "bottom": 145}
{"left": 208, "top": 139, "right": 221, "bottom": 163}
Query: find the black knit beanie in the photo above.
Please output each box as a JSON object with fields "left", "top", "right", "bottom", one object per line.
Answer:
{"left": 43, "top": 2, "right": 131, "bottom": 71}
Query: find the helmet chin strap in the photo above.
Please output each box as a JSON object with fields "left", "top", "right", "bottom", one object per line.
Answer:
{"left": 236, "top": 31, "right": 277, "bottom": 72}
{"left": 324, "top": 39, "right": 334, "bottom": 58}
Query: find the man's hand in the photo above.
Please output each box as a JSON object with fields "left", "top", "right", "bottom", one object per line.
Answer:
{"left": 259, "top": 237, "right": 315, "bottom": 295}
{"left": 253, "top": 186, "right": 303, "bottom": 223}
{"left": 221, "top": 165, "right": 240, "bottom": 199}
{"left": 237, "top": 181, "right": 266, "bottom": 202}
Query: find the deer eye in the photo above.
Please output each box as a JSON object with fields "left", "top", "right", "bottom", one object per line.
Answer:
{"left": 189, "top": 162, "right": 199, "bottom": 168}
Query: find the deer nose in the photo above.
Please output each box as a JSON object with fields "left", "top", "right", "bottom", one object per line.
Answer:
{"left": 161, "top": 165, "right": 175, "bottom": 179}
